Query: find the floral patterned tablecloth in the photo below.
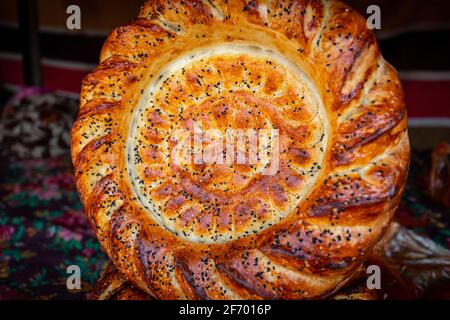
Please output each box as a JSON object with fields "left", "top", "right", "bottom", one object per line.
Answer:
{"left": 0, "top": 149, "right": 449, "bottom": 299}
{"left": 0, "top": 156, "right": 108, "bottom": 299}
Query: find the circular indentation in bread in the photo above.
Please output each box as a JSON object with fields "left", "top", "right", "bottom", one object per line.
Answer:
{"left": 127, "top": 43, "right": 328, "bottom": 243}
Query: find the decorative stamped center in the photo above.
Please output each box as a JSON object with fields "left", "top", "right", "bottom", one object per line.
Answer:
{"left": 127, "top": 44, "right": 328, "bottom": 243}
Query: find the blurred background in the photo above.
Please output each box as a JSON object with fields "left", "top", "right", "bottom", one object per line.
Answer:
{"left": 0, "top": 0, "right": 449, "bottom": 299}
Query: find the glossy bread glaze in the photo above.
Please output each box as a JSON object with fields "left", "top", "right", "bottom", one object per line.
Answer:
{"left": 127, "top": 44, "right": 329, "bottom": 244}
{"left": 71, "top": 0, "right": 409, "bottom": 299}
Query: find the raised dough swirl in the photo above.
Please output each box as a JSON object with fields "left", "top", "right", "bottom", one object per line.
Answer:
{"left": 127, "top": 44, "right": 328, "bottom": 243}
{"left": 72, "top": 0, "right": 409, "bottom": 299}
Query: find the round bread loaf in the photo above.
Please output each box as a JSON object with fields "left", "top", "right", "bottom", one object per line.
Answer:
{"left": 71, "top": 0, "right": 409, "bottom": 299}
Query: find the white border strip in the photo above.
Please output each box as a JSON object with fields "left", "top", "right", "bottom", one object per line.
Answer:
{"left": 399, "top": 70, "right": 450, "bottom": 81}
{"left": 0, "top": 51, "right": 96, "bottom": 71}
{"left": 3, "top": 51, "right": 450, "bottom": 81}
{"left": 2, "top": 83, "right": 81, "bottom": 99}
{"left": 375, "top": 23, "right": 450, "bottom": 40}
{"left": 0, "top": 21, "right": 110, "bottom": 37}
{"left": 408, "top": 118, "right": 450, "bottom": 128}
{"left": 3, "top": 21, "right": 450, "bottom": 40}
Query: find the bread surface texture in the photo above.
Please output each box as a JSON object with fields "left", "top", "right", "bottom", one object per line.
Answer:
{"left": 71, "top": 0, "right": 409, "bottom": 299}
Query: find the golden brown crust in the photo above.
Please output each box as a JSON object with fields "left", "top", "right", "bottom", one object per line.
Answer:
{"left": 89, "top": 263, "right": 377, "bottom": 300}
{"left": 88, "top": 264, "right": 150, "bottom": 300}
{"left": 72, "top": 0, "right": 409, "bottom": 299}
